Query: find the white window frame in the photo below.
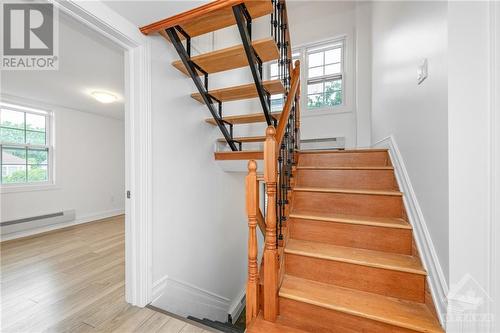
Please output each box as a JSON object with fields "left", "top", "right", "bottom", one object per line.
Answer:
{"left": 268, "top": 36, "right": 352, "bottom": 116}
{"left": 0, "top": 102, "right": 55, "bottom": 192}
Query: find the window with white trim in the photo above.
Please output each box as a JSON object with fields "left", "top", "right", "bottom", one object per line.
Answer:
{"left": 268, "top": 38, "right": 345, "bottom": 112}
{"left": 0, "top": 103, "right": 52, "bottom": 185}
{"left": 305, "top": 40, "right": 344, "bottom": 109}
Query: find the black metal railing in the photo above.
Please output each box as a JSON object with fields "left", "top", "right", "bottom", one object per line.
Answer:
{"left": 271, "top": 0, "right": 296, "bottom": 244}
{"left": 166, "top": 27, "right": 240, "bottom": 151}
{"left": 233, "top": 4, "right": 274, "bottom": 127}
{"left": 166, "top": 0, "right": 296, "bottom": 156}
{"left": 271, "top": 0, "right": 299, "bottom": 243}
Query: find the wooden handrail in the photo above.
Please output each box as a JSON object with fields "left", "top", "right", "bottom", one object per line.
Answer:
{"left": 140, "top": 0, "right": 243, "bottom": 35}
{"left": 275, "top": 60, "right": 301, "bottom": 145}
{"left": 245, "top": 160, "right": 259, "bottom": 323}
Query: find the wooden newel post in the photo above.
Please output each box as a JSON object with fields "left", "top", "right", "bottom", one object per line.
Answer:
{"left": 263, "top": 126, "right": 278, "bottom": 321}
{"left": 245, "top": 160, "right": 259, "bottom": 323}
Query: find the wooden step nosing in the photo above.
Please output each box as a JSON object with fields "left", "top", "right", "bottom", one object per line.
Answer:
{"left": 284, "top": 247, "right": 426, "bottom": 275}
{"left": 191, "top": 79, "right": 284, "bottom": 104}
{"left": 288, "top": 213, "right": 412, "bottom": 230}
{"left": 293, "top": 187, "right": 403, "bottom": 197}
{"left": 296, "top": 166, "right": 394, "bottom": 170}
{"left": 279, "top": 290, "right": 440, "bottom": 333}
{"left": 298, "top": 149, "right": 389, "bottom": 154}
{"left": 216, "top": 136, "right": 266, "bottom": 143}
{"left": 172, "top": 37, "right": 278, "bottom": 75}
{"left": 205, "top": 112, "right": 282, "bottom": 125}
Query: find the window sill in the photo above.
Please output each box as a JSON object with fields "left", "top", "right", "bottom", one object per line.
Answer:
{"left": 0, "top": 183, "right": 60, "bottom": 194}
{"left": 302, "top": 106, "right": 352, "bottom": 118}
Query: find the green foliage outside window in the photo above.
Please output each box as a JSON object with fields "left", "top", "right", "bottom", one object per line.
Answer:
{"left": 1, "top": 109, "right": 49, "bottom": 184}
{"left": 307, "top": 80, "right": 342, "bottom": 109}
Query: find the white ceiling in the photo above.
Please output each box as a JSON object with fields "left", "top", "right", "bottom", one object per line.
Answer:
{"left": 103, "top": 1, "right": 210, "bottom": 28}
{"left": 1, "top": 12, "right": 125, "bottom": 119}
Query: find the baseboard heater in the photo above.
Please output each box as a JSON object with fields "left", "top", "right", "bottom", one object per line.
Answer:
{"left": 300, "top": 137, "right": 346, "bottom": 150}
{"left": 0, "top": 210, "right": 76, "bottom": 236}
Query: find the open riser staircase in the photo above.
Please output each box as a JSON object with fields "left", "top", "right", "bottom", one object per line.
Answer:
{"left": 139, "top": 1, "right": 445, "bottom": 332}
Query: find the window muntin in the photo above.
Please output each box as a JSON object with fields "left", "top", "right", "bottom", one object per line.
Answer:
{"left": 306, "top": 41, "right": 344, "bottom": 109}
{"left": 0, "top": 104, "right": 51, "bottom": 185}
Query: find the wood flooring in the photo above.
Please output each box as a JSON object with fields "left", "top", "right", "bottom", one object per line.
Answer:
{"left": 0, "top": 216, "right": 214, "bottom": 333}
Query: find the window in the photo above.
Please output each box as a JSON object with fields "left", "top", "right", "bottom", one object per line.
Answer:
{"left": 305, "top": 40, "right": 344, "bottom": 109}
{"left": 268, "top": 38, "right": 346, "bottom": 113}
{"left": 0, "top": 103, "right": 52, "bottom": 185}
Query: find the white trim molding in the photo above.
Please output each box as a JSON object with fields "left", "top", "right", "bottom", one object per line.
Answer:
{"left": 152, "top": 275, "right": 245, "bottom": 323}
{"left": 53, "top": 0, "right": 152, "bottom": 307}
{"left": 228, "top": 288, "right": 246, "bottom": 323}
{"left": 151, "top": 276, "right": 231, "bottom": 323}
{"left": 373, "top": 135, "right": 449, "bottom": 326}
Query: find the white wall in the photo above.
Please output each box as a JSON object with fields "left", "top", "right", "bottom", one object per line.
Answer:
{"left": 493, "top": 4, "right": 500, "bottom": 332}
{"left": 448, "top": 2, "right": 497, "bottom": 331}
{"left": 370, "top": 1, "right": 449, "bottom": 283}
{"left": 148, "top": 31, "right": 250, "bottom": 321}
{"left": 0, "top": 96, "right": 125, "bottom": 234}
{"left": 286, "top": 1, "right": 358, "bottom": 148}
{"left": 355, "top": 1, "right": 372, "bottom": 148}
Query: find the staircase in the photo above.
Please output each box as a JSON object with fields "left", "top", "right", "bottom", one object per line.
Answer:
{"left": 245, "top": 149, "right": 445, "bottom": 332}
{"left": 140, "top": 1, "right": 444, "bottom": 332}
{"left": 141, "top": 0, "right": 293, "bottom": 158}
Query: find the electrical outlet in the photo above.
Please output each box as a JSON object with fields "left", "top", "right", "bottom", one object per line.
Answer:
{"left": 417, "top": 58, "right": 428, "bottom": 85}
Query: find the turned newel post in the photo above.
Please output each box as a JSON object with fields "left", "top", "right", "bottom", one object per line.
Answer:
{"left": 263, "top": 126, "right": 279, "bottom": 321}
{"left": 245, "top": 160, "right": 259, "bottom": 323}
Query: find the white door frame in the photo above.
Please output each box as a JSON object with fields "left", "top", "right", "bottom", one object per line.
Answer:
{"left": 53, "top": 0, "right": 152, "bottom": 307}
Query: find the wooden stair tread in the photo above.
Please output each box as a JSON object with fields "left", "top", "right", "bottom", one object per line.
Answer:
{"left": 289, "top": 212, "right": 411, "bottom": 229}
{"left": 140, "top": 0, "right": 272, "bottom": 37}
{"left": 296, "top": 166, "right": 394, "bottom": 170}
{"left": 217, "top": 136, "right": 266, "bottom": 143}
{"left": 214, "top": 150, "right": 263, "bottom": 160}
{"left": 172, "top": 37, "right": 279, "bottom": 75}
{"left": 299, "top": 149, "right": 389, "bottom": 154}
{"left": 285, "top": 239, "right": 426, "bottom": 275}
{"left": 192, "top": 79, "right": 284, "bottom": 104}
{"left": 247, "top": 314, "right": 308, "bottom": 333}
{"left": 205, "top": 112, "right": 281, "bottom": 125}
{"left": 280, "top": 275, "right": 444, "bottom": 333}
{"left": 293, "top": 186, "right": 403, "bottom": 196}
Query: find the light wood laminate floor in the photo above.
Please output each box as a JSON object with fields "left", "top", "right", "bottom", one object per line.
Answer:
{"left": 1, "top": 216, "right": 213, "bottom": 333}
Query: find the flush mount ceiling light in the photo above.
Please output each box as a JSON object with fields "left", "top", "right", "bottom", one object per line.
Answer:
{"left": 90, "top": 91, "right": 118, "bottom": 104}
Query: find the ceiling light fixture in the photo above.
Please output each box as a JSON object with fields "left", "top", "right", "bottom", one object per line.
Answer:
{"left": 90, "top": 91, "right": 118, "bottom": 104}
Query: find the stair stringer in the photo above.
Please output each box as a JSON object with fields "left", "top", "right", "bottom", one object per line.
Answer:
{"left": 373, "top": 135, "right": 448, "bottom": 326}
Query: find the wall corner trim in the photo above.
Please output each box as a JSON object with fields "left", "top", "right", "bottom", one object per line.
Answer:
{"left": 151, "top": 275, "right": 245, "bottom": 323}
{"left": 373, "top": 135, "right": 449, "bottom": 326}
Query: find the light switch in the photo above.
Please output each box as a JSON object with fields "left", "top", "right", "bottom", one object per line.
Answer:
{"left": 417, "top": 58, "right": 428, "bottom": 85}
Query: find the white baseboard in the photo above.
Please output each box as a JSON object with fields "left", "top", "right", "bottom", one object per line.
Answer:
{"left": 0, "top": 209, "right": 124, "bottom": 242}
{"left": 373, "top": 135, "right": 448, "bottom": 326}
{"left": 151, "top": 275, "right": 245, "bottom": 323}
{"left": 228, "top": 288, "right": 246, "bottom": 323}
{"left": 152, "top": 274, "right": 170, "bottom": 303}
